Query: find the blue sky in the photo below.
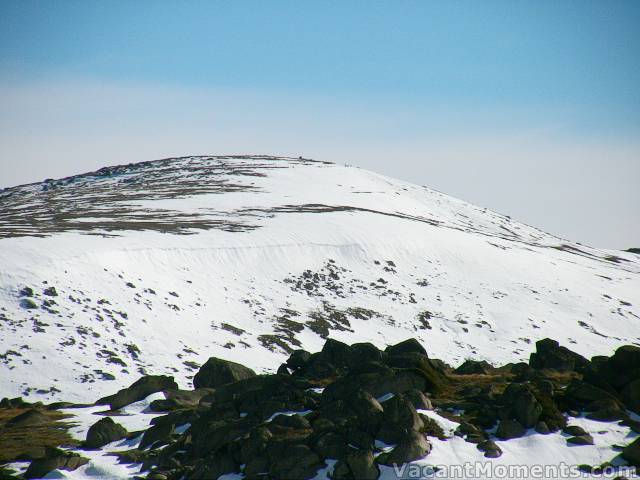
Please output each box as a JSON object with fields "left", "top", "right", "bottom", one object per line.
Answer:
{"left": 0, "top": 1, "right": 639, "bottom": 247}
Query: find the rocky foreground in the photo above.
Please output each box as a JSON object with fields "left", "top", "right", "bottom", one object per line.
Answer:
{"left": 1, "top": 337, "right": 640, "bottom": 479}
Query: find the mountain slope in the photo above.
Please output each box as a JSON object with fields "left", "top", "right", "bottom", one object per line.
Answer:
{"left": 1, "top": 155, "right": 639, "bottom": 403}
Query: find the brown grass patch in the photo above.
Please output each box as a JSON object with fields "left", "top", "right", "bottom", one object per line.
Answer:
{"left": 0, "top": 407, "right": 78, "bottom": 463}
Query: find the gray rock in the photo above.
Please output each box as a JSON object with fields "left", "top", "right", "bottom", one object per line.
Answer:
{"left": 269, "top": 444, "right": 321, "bottom": 479}
{"left": 85, "top": 417, "right": 127, "bottom": 448}
{"left": 477, "top": 440, "right": 502, "bottom": 458}
{"left": 622, "top": 379, "right": 640, "bottom": 414}
{"left": 378, "top": 431, "right": 431, "bottom": 464}
{"left": 377, "top": 394, "right": 424, "bottom": 444}
{"left": 563, "top": 425, "right": 588, "bottom": 437}
{"left": 97, "top": 375, "right": 178, "bottom": 410}
{"left": 346, "top": 449, "right": 378, "bottom": 479}
{"left": 405, "top": 389, "right": 433, "bottom": 410}
{"left": 193, "top": 357, "right": 256, "bottom": 389}
{"left": 496, "top": 419, "right": 526, "bottom": 440}
{"left": 385, "top": 338, "right": 427, "bottom": 357}
{"left": 567, "top": 435, "right": 594, "bottom": 446}
{"left": 535, "top": 421, "right": 551, "bottom": 435}
{"left": 455, "top": 360, "right": 493, "bottom": 375}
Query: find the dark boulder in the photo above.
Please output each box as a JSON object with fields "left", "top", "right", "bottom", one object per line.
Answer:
{"left": 191, "top": 447, "right": 237, "bottom": 480}
{"left": 496, "top": 419, "right": 526, "bottom": 440}
{"left": 535, "top": 421, "right": 550, "bottom": 434}
{"left": 563, "top": 425, "right": 588, "bottom": 437}
{"left": 382, "top": 353, "right": 447, "bottom": 393}
{"left": 377, "top": 431, "right": 431, "bottom": 465}
{"left": 286, "top": 349, "right": 312, "bottom": 370}
{"left": 193, "top": 357, "right": 256, "bottom": 389}
{"left": 477, "top": 440, "right": 502, "bottom": 458}
{"left": 20, "top": 298, "right": 38, "bottom": 309}
{"left": 385, "top": 338, "right": 427, "bottom": 357}
{"left": 567, "top": 435, "right": 594, "bottom": 446}
{"left": 269, "top": 413, "right": 311, "bottom": 431}
{"left": 85, "top": 417, "right": 127, "bottom": 448}
{"left": 269, "top": 444, "right": 322, "bottom": 479}
{"left": 502, "top": 383, "right": 542, "bottom": 428}
{"left": 244, "top": 455, "right": 270, "bottom": 477}
{"left": 97, "top": 375, "right": 178, "bottom": 410}
{"left": 351, "top": 342, "right": 384, "bottom": 364}
{"left": 455, "top": 360, "right": 493, "bottom": 375}
{"left": 377, "top": 394, "right": 424, "bottom": 444}
{"left": 529, "top": 338, "right": 589, "bottom": 372}
{"left": 19, "top": 286, "right": 34, "bottom": 297}
{"left": 622, "top": 438, "right": 640, "bottom": 467}
{"left": 240, "top": 426, "right": 272, "bottom": 464}
{"left": 405, "top": 388, "right": 433, "bottom": 410}
{"left": 320, "top": 338, "right": 355, "bottom": 368}
{"left": 608, "top": 345, "right": 640, "bottom": 373}
{"left": 312, "top": 431, "right": 347, "bottom": 459}
{"left": 585, "top": 398, "right": 626, "bottom": 421}
{"left": 345, "top": 449, "right": 378, "bottom": 479}
{"left": 149, "top": 388, "right": 214, "bottom": 412}
{"left": 622, "top": 379, "right": 640, "bottom": 414}
{"left": 43, "top": 286, "right": 58, "bottom": 297}
{"left": 24, "top": 449, "right": 88, "bottom": 479}
{"left": 139, "top": 421, "right": 174, "bottom": 450}
{"left": 564, "top": 380, "right": 618, "bottom": 409}
{"left": 347, "top": 389, "right": 383, "bottom": 431}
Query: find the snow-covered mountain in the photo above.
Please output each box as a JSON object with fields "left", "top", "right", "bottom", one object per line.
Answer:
{"left": 1, "top": 155, "right": 639, "bottom": 403}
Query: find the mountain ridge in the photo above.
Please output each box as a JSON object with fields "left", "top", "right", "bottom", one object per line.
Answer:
{"left": 1, "top": 155, "right": 638, "bottom": 404}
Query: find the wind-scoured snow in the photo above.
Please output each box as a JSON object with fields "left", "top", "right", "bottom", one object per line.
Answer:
{"left": 0, "top": 156, "right": 638, "bottom": 404}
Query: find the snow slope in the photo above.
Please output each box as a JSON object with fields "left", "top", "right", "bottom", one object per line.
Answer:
{"left": 1, "top": 156, "right": 639, "bottom": 403}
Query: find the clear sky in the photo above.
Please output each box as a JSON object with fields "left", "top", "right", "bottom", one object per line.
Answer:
{"left": 1, "top": 0, "right": 639, "bottom": 248}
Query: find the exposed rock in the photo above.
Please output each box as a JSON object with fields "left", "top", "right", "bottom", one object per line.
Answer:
{"left": 477, "top": 440, "right": 502, "bottom": 458}
{"left": 567, "top": 435, "right": 594, "bottom": 446}
{"left": 405, "top": 388, "right": 433, "bottom": 410}
{"left": 19, "top": 286, "right": 33, "bottom": 297}
{"left": 85, "top": 417, "right": 127, "bottom": 448}
{"left": 496, "top": 419, "right": 526, "bottom": 440}
{"left": 24, "top": 449, "right": 88, "bottom": 479}
{"left": 502, "top": 383, "right": 542, "bottom": 428}
{"left": 529, "top": 338, "right": 589, "bottom": 372}
{"left": 535, "top": 421, "right": 551, "bottom": 435}
{"left": 585, "top": 398, "right": 626, "bottom": 421}
{"left": 96, "top": 375, "right": 178, "bottom": 410}
{"left": 351, "top": 342, "right": 384, "bottom": 364}
{"left": 345, "top": 449, "right": 378, "bottom": 479}
{"left": 269, "top": 413, "right": 311, "bottom": 431}
{"left": 139, "top": 421, "right": 174, "bottom": 449}
{"left": 20, "top": 298, "right": 38, "bottom": 309}
{"left": 240, "top": 426, "right": 273, "bottom": 463}
{"left": 385, "top": 338, "right": 427, "bottom": 357}
{"left": 621, "top": 379, "right": 640, "bottom": 413}
{"left": 377, "top": 394, "right": 424, "bottom": 444}
{"left": 608, "top": 346, "right": 640, "bottom": 373}
{"left": 563, "top": 425, "right": 588, "bottom": 437}
{"left": 565, "top": 380, "right": 618, "bottom": 409}
{"left": 269, "top": 444, "right": 322, "bottom": 479}
{"left": 455, "top": 359, "right": 493, "bottom": 375}
{"left": 43, "top": 286, "right": 58, "bottom": 297}
{"left": 312, "top": 431, "right": 347, "bottom": 459}
{"left": 347, "top": 389, "right": 383, "bottom": 431}
{"left": 193, "top": 357, "right": 256, "bottom": 389}
{"left": 149, "top": 388, "right": 214, "bottom": 411}
{"left": 286, "top": 349, "right": 312, "bottom": 370}
{"left": 622, "top": 438, "right": 640, "bottom": 467}
{"left": 378, "top": 431, "right": 431, "bottom": 465}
